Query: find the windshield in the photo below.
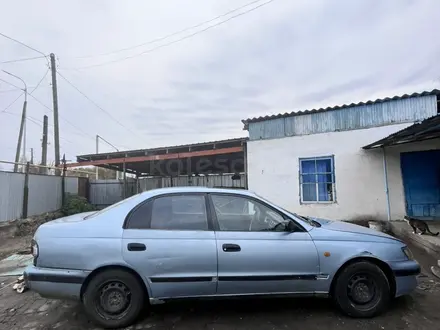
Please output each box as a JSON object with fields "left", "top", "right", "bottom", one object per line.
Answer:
{"left": 291, "top": 213, "right": 321, "bottom": 227}
{"left": 253, "top": 193, "right": 319, "bottom": 227}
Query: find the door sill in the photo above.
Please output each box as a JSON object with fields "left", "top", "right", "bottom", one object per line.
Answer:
{"left": 150, "top": 291, "right": 328, "bottom": 304}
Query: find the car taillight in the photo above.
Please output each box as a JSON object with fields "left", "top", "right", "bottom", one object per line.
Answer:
{"left": 402, "top": 246, "right": 414, "bottom": 260}
{"left": 31, "top": 239, "right": 39, "bottom": 265}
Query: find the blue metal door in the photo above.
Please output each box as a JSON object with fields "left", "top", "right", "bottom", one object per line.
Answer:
{"left": 401, "top": 150, "right": 440, "bottom": 219}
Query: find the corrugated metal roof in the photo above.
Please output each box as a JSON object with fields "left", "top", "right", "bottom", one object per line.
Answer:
{"left": 363, "top": 114, "right": 440, "bottom": 149}
{"left": 247, "top": 95, "right": 438, "bottom": 140}
{"left": 242, "top": 89, "right": 440, "bottom": 129}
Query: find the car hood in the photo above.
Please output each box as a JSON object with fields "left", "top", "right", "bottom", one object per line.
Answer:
{"left": 309, "top": 217, "right": 399, "bottom": 241}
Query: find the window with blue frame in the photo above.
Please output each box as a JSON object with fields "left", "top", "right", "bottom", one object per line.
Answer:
{"left": 299, "top": 156, "right": 335, "bottom": 203}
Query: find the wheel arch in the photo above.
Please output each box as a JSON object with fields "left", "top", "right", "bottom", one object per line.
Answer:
{"left": 329, "top": 256, "right": 396, "bottom": 298}
{"left": 80, "top": 264, "right": 151, "bottom": 301}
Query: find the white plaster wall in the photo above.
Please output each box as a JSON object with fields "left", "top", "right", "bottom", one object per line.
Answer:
{"left": 247, "top": 123, "right": 440, "bottom": 221}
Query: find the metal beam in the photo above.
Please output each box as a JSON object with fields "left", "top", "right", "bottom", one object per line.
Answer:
{"left": 76, "top": 137, "right": 247, "bottom": 158}
{"left": 363, "top": 116, "right": 440, "bottom": 149}
{"left": 65, "top": 146, "right": 244, "bottom": 168}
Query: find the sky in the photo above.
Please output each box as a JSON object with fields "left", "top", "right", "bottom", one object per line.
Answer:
{"left": 1, "top": 0, "right": 440, "bottom": 167}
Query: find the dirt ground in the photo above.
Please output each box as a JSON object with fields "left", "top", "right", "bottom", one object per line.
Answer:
{"left": 0, "top": 231, "right": 440, "bottom": 330}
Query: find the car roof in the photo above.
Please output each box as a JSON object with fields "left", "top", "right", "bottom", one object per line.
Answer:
{"left": 142, "top": 186, "right": 256, "bottom": 197}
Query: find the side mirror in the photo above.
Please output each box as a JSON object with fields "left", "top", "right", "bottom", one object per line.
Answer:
{"left": 286, "top": 221, "right": 297, "bottom": 232}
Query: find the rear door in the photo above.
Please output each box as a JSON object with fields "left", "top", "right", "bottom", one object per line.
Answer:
{"left": 210, "top": 193, "right": 320, "bottom": 295}
{"left": 122, "top": 193, "right": 217, "bottom": 299}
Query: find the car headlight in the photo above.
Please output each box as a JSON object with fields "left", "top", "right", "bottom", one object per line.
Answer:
{"left": 402, "top": 246, "right": 414, "bottom": 260}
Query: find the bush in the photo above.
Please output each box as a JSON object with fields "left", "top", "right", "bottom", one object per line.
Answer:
{"left": 62, "top": 194, "right": 96, "bottom": 216}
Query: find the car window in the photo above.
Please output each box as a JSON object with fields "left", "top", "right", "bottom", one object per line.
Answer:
{"left": 150, "top": 195, "right": 208, "bottom": 230}
{"left": 127, "top": 201, "right": 151, "bottom": 229}
{"left": 211, "top": 194, "right": 287, "bottom": 232}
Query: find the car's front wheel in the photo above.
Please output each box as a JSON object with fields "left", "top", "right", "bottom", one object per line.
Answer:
{"left": 82, "top": 269, "right": 146, "bottom": 329}
{"left": 333, "top": 261, "right": 390, "bottom": 318}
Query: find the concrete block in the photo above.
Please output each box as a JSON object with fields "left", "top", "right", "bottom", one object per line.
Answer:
{"left": 390, "top": 220, "right": 440, "bottom": 258}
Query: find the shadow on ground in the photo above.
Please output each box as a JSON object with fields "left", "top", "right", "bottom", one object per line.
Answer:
{"left": 54, "top": 295, "right": 418, "bottom": 330}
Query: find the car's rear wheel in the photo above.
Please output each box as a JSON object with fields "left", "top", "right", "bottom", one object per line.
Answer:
{"left": 333, "top": 261, "right": 390, "bottom": 318}
{"left": 82, "top": 269, "right": 145, "bottom": 329}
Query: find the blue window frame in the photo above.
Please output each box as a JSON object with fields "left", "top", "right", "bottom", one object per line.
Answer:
{"left": 299, "top": 156, "right": 335, "bottom": 203}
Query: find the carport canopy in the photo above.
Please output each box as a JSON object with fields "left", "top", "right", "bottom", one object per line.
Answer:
{"left": 67, "top": 138, "right": 247, "bottom": 177}
{"left": 363, "top": 114, "right": 440, "bottom": 149}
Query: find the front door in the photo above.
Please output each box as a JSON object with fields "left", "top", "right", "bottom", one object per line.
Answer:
{"left": 122, "top": 193, "right": 217, "bottom": 298}
{"left": 401, "top": 150, "right": 440, "bottom": 219}
{"left": 209, "top": 193, "right": 320, "bottom": 295}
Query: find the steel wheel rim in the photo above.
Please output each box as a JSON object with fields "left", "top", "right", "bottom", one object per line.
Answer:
{"left": 95, "top": 280, "right": 132, "bottom": 320}
{"left": 347, "top": 272, "right": 381, "bottom": 310}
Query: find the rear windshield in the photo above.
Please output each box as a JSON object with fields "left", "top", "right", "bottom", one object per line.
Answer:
{"left": 84, "top": 193, "right": 141, "bottom": 219}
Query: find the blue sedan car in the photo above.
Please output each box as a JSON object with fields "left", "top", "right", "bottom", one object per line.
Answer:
{"left": 25, "top": 187, "right": 420, "bottom": 329}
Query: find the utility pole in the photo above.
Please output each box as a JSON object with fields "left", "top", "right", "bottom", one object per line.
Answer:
{"left": 22, "top": 162, "right": 30, "bottom": 218}
{"left": 22, "top": 120, "right": 27, "bottom": 168}
{"left": 61, "top": 154, "right": 66, "bottom": 207}
{"left": 14, "top": 98, "right": 27, "bottom": 172}
{"left": 96, "top": 134, "right": 120, "bottom": 179}
{"left": 50, "top": 53, "right": 61, "bottom": 175}
{"left": 40, "top": 115, "right": 48, "bottom": 174}
{"left": 3, "top": 71, "right": 28, "bottom": 173}
{"left": 96, "top": 134, "right": 99, "bottom": 180}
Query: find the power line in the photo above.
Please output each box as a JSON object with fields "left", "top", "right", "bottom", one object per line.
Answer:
{"left": 2, "top": 111, "right": 75, "bottom": 145}
{"left": 26, "top": 92, "right": 96, "bottom": 140}
{"left": 0, "top": 55, "right": 47, "bottom": 64}
{"left": 0, "top": 92, "right": 23, "bottom": 113}
{"left": 0, "top": 86, "right": 38, "bottom": 93}
{"left": 0, "top": 73, "right": 118, "bottom": 145}
{"left": 0, "top": 32, "right": 50, "bottom": 77}
{"left": 73, "top": 0, "right": 267, "bottom": 59}
{"left": 3, "top": 110, "right": 33, "bottom": 124}
{"left": 0, "top": 77, "right": 22, "bottom": 90}
{"left": 0, "top": 32, "right": 46, "bottom": 57}
{"left": 31, "top": 67, "right": 50, "bottom": 92}
{"left": 0, "top": 68, "right": 50, "bottom": 113}
{"left": 23, "top": 115, "right": 43, "bottom": 128}
{"left": 0, "top": 69, "right": 49, "bottom": 94}
{"left": 3, "top": 110, "right": 80, "bottom": 163}
{"left": 0, "top": 88, "right": 23, "bottom": 94}
{"left": 24, "top": 90, "right": 125, "bottom": 149}
{"left": 56, "top": 70, "right": 143, "bottom": 139}
{"left": 68, "top": 0, "right": 275, "bottom": 70}
{"left": 2, "top": 110, "right": 41, "bottom": 126}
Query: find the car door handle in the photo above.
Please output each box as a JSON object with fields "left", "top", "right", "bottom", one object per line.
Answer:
{"left": 127, "top": 243, "right": 146, "bottom": 251}
{"left": 222, "top": 244, "right": 241, "bottom": 252}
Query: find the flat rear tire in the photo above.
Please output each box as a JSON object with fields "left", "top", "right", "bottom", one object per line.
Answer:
{"left": 82, "top": 269, "right": 145, "bottom": 329}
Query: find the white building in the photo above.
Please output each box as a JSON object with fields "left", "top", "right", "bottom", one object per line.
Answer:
{"left": 243, "top": 90, "right": 440, "bottom": 221}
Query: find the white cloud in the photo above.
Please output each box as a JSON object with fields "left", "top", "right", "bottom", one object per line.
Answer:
{"left": 1, "top": 0, "right": 439, "bottom": 165}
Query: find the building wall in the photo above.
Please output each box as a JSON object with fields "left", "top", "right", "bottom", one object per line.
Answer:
{"left": 248, "top": 95, "right": 438, "bottom": 141}
{"left": 247, "top": 122, "right": 440, "bottom": 221}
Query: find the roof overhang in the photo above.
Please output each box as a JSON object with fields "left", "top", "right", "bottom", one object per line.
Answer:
{"left": 68, "top": 137, "right": 248, "bottom": 176}
{"left": 363, "top": 115, "right": 440, "bottom": 149}
{"left": 242, "top": 89, "right": 440, "bottom": 130}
